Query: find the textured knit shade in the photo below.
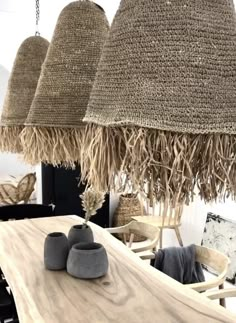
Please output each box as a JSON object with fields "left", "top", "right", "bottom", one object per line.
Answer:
{"left": 0, "top": 36, "right": 49, "bottom": 153}
{"left": 81, "top": 0, "right": 236, "bottom": 205}
{"left": 21, "top": 0, "right": 109, "bottom": 167}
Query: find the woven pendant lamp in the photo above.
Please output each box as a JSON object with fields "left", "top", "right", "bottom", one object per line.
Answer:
{"left": 0, "top": 36, "right": 49, "bottom": 153}
{"left": 81, "top": 0, "right": 236, "bottom": 205}
{"left": 21, "top": 0, "right": 109, "bottom": 167}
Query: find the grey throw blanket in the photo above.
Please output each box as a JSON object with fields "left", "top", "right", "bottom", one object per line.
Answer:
{"left": 150, "top": 244, "right": 205, "bottom": 284}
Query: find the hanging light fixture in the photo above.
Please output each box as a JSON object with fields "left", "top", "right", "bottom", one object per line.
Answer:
{"left": 0, "top": 0, "right": 49, "bottom": 153}
{"left": 21, "top": 0, "right": 109, "bottom": 167}
{"left": 81, "top": 0, "right": 236, "bottom": 205}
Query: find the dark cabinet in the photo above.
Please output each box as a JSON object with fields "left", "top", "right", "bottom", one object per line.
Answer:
{"left": 41, "top": 164, "right": 109, "bottom": 228}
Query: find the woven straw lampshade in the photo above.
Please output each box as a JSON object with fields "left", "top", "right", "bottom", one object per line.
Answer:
{"left": 0, "top": 36, "right": 49, "bottom": 153}
{"left": 21, "top": 0, "right": 109, "bottom": 167}
{"left": 81, "top": 0, "right": 236, "bottom": 205}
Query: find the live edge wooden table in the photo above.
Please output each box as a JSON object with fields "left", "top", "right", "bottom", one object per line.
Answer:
{"left": 0, "top": 216, "right": 235, "bottom": 323}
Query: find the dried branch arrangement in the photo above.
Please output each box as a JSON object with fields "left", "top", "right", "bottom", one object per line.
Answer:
{"left": 80, "top": 188, "right": 105, "bottom": 227}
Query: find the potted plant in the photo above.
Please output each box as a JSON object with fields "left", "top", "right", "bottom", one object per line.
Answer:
{"left": 68, "top": 188, "right": 105, "bottom": 248}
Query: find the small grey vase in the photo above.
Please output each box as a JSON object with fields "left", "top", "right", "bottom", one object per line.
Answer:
{"left": 67, "top": 242, "right": 109, "bottom": 279}
{"left": 68, "top": 224, "right": 94, "bottom": 248}
{"left": 44, "top": 232, "right": 69, "bottom": 270}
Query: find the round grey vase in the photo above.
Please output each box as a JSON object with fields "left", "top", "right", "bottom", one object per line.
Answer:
{"left": 67, "top": 242, "right": 109, "bottom": 279}
{"left": 68, "top": 224, "right": 94, "bottom": 248}
{"left": 44, "top": 232, "right": 69, "bottom": 270}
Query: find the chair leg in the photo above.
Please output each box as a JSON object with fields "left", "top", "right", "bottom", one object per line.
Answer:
{"left": 122, "top": 233, "right": 127, "bottom": 245}
{"left": 174, "top": 227, "right": 183, "bottom": 247}
{"left": 128, "top": 233, "right": 134, "bottom": 248}
{"left": 219, "top": 283, "right": 226, "bottom": 307}
{"left": 159, "top": 228, "right": 163, "bottom": 249}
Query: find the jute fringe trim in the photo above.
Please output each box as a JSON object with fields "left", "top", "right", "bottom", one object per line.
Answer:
{"left": 0, "top": 126, "right": 24, "bottom": 153}
{"left": 81, "top": 124, "right": 236, "bottom": 204}
{"left": 20, "top": 127, "right": 85, "bottom": 167}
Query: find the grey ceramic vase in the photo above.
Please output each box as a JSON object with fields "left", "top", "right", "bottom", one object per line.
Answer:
{"left": 44, "top": 232, "right": 69, "bottom": 270}
{"left": 67, "top": 242, "right": 109, "bottom": 279}
{"left": 68, "top": 224, "right": 94, "bottom": 248}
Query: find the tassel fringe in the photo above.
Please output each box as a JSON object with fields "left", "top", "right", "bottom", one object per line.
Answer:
{"left": 0, "top": 126, "right": 24, "bottom": 153}
{"left": 20, "top": 127, "right": 85, "bottom": 168}
{"left": 80, "top": 124, "right": 236, "bottom": 204}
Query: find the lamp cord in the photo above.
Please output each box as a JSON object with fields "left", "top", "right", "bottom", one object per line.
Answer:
{"left": 35, "top": 0, "right": 40, "bottom": 36}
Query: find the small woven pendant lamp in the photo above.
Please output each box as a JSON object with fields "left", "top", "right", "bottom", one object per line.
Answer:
{"left": 0, "top": 37, "right": 49, "bottom": 153}
{"left": 81, "top": 0, "right": 236, "bottom": 205}
{"left": 21, "top": 0, "right": 109, "bottom": 167}
{"left": 0, "top": 0, "right": 49, "bottom": 153}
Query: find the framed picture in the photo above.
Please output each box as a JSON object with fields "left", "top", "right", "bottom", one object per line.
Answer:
{"left": 202, "top": 212, "right": 236, "bottom": 284}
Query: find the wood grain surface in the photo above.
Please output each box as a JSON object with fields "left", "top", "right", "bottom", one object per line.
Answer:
{"left": 0, "top": 216, "right": 235, "bottom": 323}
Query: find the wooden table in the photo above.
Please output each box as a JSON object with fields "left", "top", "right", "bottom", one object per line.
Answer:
{"left": 0, "top": 216, "right": 235, "bottom": 323}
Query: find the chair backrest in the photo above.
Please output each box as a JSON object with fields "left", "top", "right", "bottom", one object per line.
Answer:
{"left": 144, "top": 197, "right": 184, "bottom": 227}
{"left": 107, "top": 221, "right": 160, "bottom": 253}
{"left": 203, "top": 288, "right": 236, "bottom": 300}
{"left": 0, "top": 183, "right": 18, "bottom": 205}
{"left": 17, "top": 173, "right": 36, "bottom": 203}
{"left": 0, "top": 173, "right": 36, "bottom": 205}
{"left": 140, "top": 245, "right": 230, "bottom": 291}
{"left": 187, "top": 245, "right": 230, "bottom": 292}
{"left": 0, "top": 204, "right": 55, "bottom": 221}
{"left": 166, "top": 203, "right": 183, "bottom": 226}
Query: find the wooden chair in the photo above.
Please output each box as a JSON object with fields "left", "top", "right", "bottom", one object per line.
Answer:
{"left": 203, "top": 288, "right": 236, "bottom": 308}
{"left": 141, "top": 245, "right": 230, "bottom": 307}
{"left": 186, "top": 245, "right": 230, "bottom": 307}
{"left": 132, "top": 201, "right": 184, "bottom": 248}
{"left": 0, "top": 173, "right": 36, "bottom": 205}
{"left": 0, "top": 183, "right": 19, "bottom": 205}
{"left": 17, "top": 173, "right": 36, "bottom": 204}
{"left": 106, "top": 221, "right": 160, "bottom": 255}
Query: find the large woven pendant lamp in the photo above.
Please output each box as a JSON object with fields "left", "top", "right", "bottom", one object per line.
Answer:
{"left": 0, "top": 0, "right": 49, "bottom": 153}
{"left": 21, "top": 0, "right": 109, "bottom": 167}
{"left": 81, "top": 0, "right": 236, "bottom": 205}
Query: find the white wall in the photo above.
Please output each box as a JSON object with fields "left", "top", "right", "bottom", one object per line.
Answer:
{"left": 0, "top": 0, "right": 120, "bottom": 71}
{"left": 0, "top": 63, "right": 34, "bottom": 180}
{"left": 0, "top": 65, "right": 9, "bottom": 107}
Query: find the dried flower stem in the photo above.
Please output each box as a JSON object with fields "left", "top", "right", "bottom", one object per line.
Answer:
{"left": 80, "top": 188, "right": 105, "bottom": 227}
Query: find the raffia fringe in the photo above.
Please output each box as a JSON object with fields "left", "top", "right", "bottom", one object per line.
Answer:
{"left": 20, "top": 127, "right": 84, "bottom": 168}
{"left": 81, "top": 124, "right": 236, "bottom": 204}
{"left": 0, "top": 126, "right": 24, "bottom": 153}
